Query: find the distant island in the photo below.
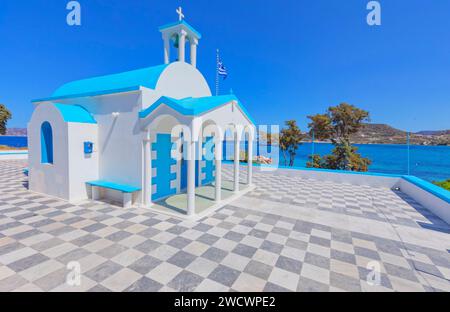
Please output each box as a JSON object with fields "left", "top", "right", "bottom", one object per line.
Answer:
{"left": 3, "top": 125, "right": 450, "bottom": 146}
{"left": 350, "top": 124, "right": 450, "bottom": 146}
{"left": 259, "top": 123, "right": 450, "bottom": 146}
{"left": 3, "top": 128, "right": 27, "bottom": 136}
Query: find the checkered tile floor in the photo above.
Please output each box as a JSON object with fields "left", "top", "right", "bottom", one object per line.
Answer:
{"left": 0, "top": 160, "right": 449, "bottom": 292}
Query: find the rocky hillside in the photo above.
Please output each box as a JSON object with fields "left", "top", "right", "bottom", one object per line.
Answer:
{"left": 3, "top": 128, "right": 27, "bottom": 136}
{"left": 351, "top": 124, "right": 450, "bottom": 146}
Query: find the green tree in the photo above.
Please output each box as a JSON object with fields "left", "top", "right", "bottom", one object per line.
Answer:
{"left": 279, "top": 120, "right": 304, "bottom": 166}
{"left": 307, "top": 103, "right": 371, "bottom": 171}
{"left": 0, "top": 104, "right": 12, "bottom": 135}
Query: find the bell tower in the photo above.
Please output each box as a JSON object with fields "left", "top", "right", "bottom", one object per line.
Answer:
{"left": 159, "top": 7, "right": 202, "bottom": 67}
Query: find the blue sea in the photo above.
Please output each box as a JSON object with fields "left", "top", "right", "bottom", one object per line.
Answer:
{"left": 0, "top": 136, "right": 27, "bottom": 148}
{"left": 235, "top": 142, "right": 450, "bottom": 183}
{"left": 290, "top": 143, "right": 450, "bottom": 183}
{"left": 2, "top": 136, "right": 449, "bottom": 182}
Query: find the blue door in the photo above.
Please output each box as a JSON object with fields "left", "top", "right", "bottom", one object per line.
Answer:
{"left": 152, "top": 134, "right": 177, "bottom": 201}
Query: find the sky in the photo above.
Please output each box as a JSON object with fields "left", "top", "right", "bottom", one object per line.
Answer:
{"left": 0, "top": 0, "right": 449, "bottom": 132}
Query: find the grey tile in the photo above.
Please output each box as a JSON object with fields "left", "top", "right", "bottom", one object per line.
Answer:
{"left": 354, "top": 246, "right": 381, "bottom": 261}
{"left": 224, "top": 231, "right": 245, "bottom": 242}
{"left": 0, "top": 274, "right": 28, "bottom": 292}
{"left": 384, "top": 263, "right": 419, "bottom": 282}
{"left": 83, "top": 223, "right": 107, "bottom": 233}
{"left": 168, "top": 236, "right": 192, "bottom": 249}
{"left": 275, "top": 256, "right": 302, "bottom": 274}
{"left": 330, "top": 272, "right": 361, "bottom": 292}
{"left": 263, "top": 282, "right": 292, "bottom": 292}
{"left": 113, "top": 220, "right": 134, "bottom": 230}
{"left": 8, "top": 253, "right": 49, "bottom": 272}
{"left": 244, "top": 260, "right": 273, "bottom": 280}
{"left": 134, "top": 239, "right": 162, "bottom": 253}
{"left": 0, "top": 242, "right": 25, "bottom": 256}
{"left": 193, "top": 223, "right": 213, "bottom": 232}
{"left": 128, "top": 255, "right": 162, "bottom": 275}
{"left": 97, "top": 244, "right": 128, "bottom": 258}
{"left": 34, "top": 267, "right": 67, "bottom": 291}
{"left": 167, "top": 225, "right": 189, "bottom": 235}
{"left": 208, "top": 265, "right": 240, "bottom": 287}
{"left": 138, "top": 227, "right": 160, "bottom": 238}
{"left": 232, "top": 244, "right": 257, "bottom": 258}
{"left": 197, "top": 233, "right": 220, "bottom": 245}
{"left": 304, "top": 252, "right": 330, "bottom": 270}
{"left": 125, "top": 277, "right": 163, "bottom": 292}
{"left": 32, "top": 237, "right": 64, "bottom": 252}
{"left": 331, "top": 249, "right": 356, "bottom": 264}
{"left": 260, "top": 240, "right": 283, "bottom": 254}
{"left": 71, "top": 234, "right": 101, "bottom": 246}
{"left": 167, "top": 251, "right": 197, "bottom": 268}
{"left": 85, "top": 260, "right": 123, "bottom": 282}
{"left": 168, "top": 270, "right": 203, "bottom": 291}
{"left": 105, "top": 230, "right": 132, "bottom": 242}
{"left": 310, "top": 236, "right": 331, "bottom": 248}
{"left": 297, "top": 277, "right": 329, "bottom": 292}
{"left": 286, "top": 238, "right": 308, "bottom": 250}
{"left": 88, "top": 284, "right": 112, "bottom": 292}
{"left": 56, "top": 248, "right": 91, "bottom": 264}
{"left": 249, "top": 229, "right": 269, "bottom": 239}
{"left": 202, "top": 247, "right": 228, "bottom": 263}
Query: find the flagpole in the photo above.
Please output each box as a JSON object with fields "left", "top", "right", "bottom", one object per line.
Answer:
{"left": 215, "top": 49, "right": 219, "bottom": 96}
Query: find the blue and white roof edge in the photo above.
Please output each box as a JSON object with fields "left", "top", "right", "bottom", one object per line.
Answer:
{"left": 139, "top": 94, "right": 256, "bottom": 125}
{"left": 32, "top": 64, "right": 170, "bottom": 103}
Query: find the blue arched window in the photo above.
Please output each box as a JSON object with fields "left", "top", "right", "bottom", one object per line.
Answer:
{"left": 41, "top": 122, "right": 53, "bottom": 164}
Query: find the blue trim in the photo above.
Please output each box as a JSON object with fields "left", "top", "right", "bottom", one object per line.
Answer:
{"left": 54, "top": 104, "right": 97, "bottom": 124}
{"left": 32, "top": 86, "right": 141, "bottom": 103}
{"left": 40, "top": 121, "right": 53, "bottom": 164}
{"left": 158, "top": 20, "right": 202, "bottom": 39}
{"left": 139, "top": 94, "right": 256, "bottom": 125}
{"left": 0, "top": 151, "right": 28, "bottom": 155}
{"left": 87, "top": 180, "right": 141, "bottom": 193}
{"left": 402, "top": 176, "right": 450, "bottom": 204}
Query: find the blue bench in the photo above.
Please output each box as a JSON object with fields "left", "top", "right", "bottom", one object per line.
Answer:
{"left": 86, "top": 180, "right": 141, "bottom": 208}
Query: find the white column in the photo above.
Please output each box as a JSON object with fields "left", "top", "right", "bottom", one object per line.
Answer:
{"left": 190, "top": 39, "right": 198, "bottom": 68}
{"left": 247, "top": 136, "right": 253, "bottom": 185}
{"left": 234, "top": 135, "right": 240, "bottom": 193}
{"left": 187, "top": 140, "right": 196, "bottom": 216}
{"left": 197, "top": 133, "right": 203, "bottom": 187}
{"left": 178, "top": 31, "right": 186, "bottom": 62}
{"left": 163, "top": 34, "right": 170, "bottom": 64}
{"left": 123, "top": 193, "right": 132, "bottom": 209}
{"left": 215, "top": 139, "right": 222, "bottom": 202}
{"left": 143, "top": 130, "right": 152, "bottom": 207}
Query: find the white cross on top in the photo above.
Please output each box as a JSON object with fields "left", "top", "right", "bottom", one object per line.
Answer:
{"left": 176, "top": 7, "right": 185, "bottom": 21}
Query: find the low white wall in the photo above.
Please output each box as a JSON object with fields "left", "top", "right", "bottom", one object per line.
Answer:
{"left": 398, "top": 179, "right": 450, "bottom": 225}
{"left": 0, "top": 151, "right": 28, "bottom": 160}
{"left": 257, "top": 166, "right": 400, "bottom": 189}
{"left": 252, "top": 165, "right": 450, "bottom": 225}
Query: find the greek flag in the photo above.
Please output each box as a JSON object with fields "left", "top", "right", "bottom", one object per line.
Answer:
{"left": 218, "top": 59, "right": 228, "bottom": 79}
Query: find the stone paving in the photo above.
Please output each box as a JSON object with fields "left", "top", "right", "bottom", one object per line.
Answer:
{"left": 0, "top": 159, "right": 449, "bottom": 292}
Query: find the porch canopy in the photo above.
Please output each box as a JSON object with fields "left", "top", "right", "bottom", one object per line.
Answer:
{"left": 139, "top": 94, "right": 256, "bottom": 216}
